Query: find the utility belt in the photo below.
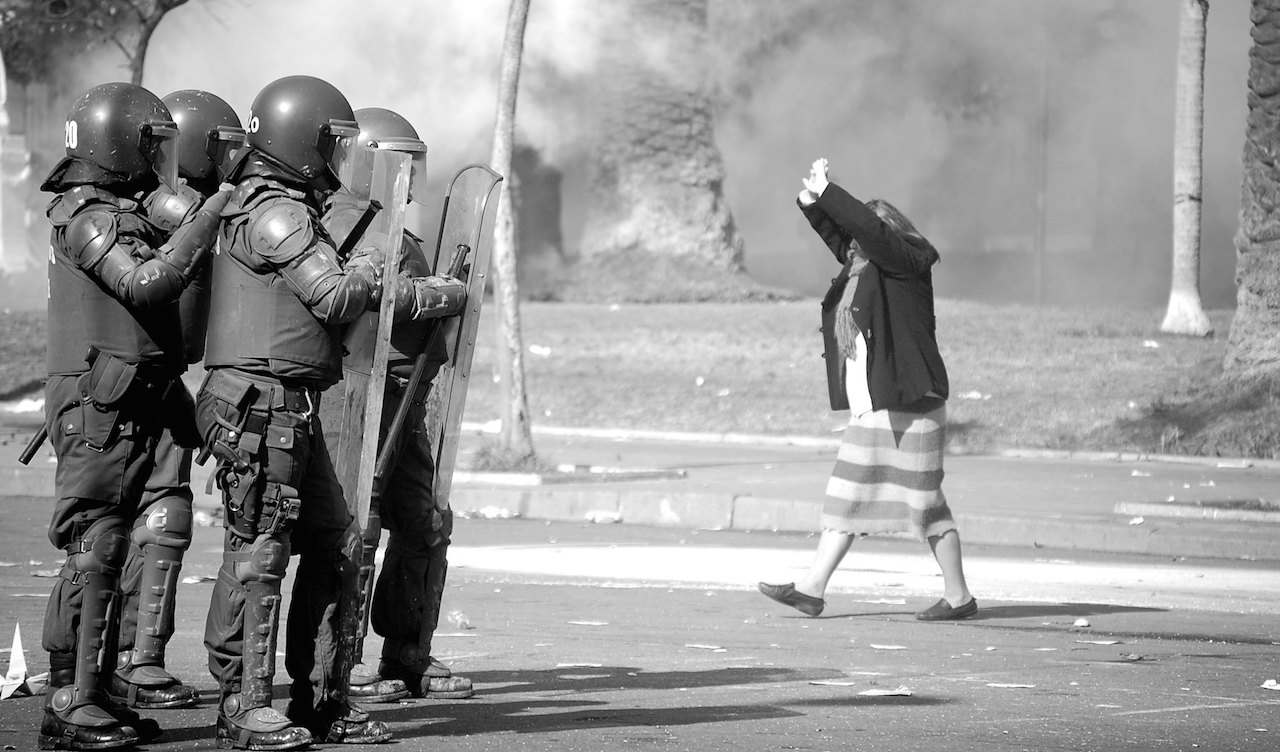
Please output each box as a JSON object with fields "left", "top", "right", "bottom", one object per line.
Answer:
{"left": 74, "top": 348, "right": 181, "bottom": 453}
{"left": 197, "top": 369, "right": 315, "bottom": 540}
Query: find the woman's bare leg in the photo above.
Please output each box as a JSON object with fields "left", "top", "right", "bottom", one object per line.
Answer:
{"left": 927, "top": 529, "right": 973, "bottom": 606}
{"left": 793, "top": 530, "right": 855, "bottom": 599}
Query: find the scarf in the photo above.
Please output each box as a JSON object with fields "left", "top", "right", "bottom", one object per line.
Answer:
{"left": 833, "top": 245, "right": 869, "bottom": 361}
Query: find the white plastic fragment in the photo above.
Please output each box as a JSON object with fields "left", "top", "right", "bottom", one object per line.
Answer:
{"left": 1130, "top": 470, "right": 1151, "bottom": 477}
{"left": 180, "top": 575, "right": 215, "bottom": 585}
{"left": 869, "top": 644, "right": 908, "bottom": 650}
{"left": 566, "top": 621, "right": 608, "bottom": 627}
{"left": 446, "top": 610, "right": 472, "bottom": 630}
{"left": 1261, "top": 679, "right": 1280, "bottom": 691}
{"left": 987, "top": 683, "right": 1035, "bottom": 688}
{"left": 858, "top": 686, "right": 913, "bottom": 696}
{"left": 528, "top": 344, "right": 552, "bottom": 357}
{"left": 1074, "top": 618, "right": 1091, "bottom": 627}
{"left": 1076, "top": 639, "right": 1122, "bottom": 645}
{"left": 1128, "top": 516, "right": 1145, "bottom": 525}
{"left": 585, "top": 510, "right": 621, "bottom": 524}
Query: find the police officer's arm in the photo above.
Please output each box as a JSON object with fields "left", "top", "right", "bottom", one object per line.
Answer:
{"left": 386, "top": 271, "right": 467, "bottom": 321}
{"left": 68, "top": 189, "right": 230, "bottom": 309}
{"left": 251, "top": 199, "right": 380, "bottom": 324}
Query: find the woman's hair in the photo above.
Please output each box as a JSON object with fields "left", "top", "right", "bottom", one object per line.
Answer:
{"left": 866, "top": 198, "right": 925, "bottom": 243}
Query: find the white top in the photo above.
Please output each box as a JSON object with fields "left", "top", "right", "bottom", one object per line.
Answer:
{"left": 844, "top": 331, "right": 873, "bottom": 419}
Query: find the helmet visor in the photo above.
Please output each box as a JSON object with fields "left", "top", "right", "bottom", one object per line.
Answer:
{"left": 208, "top": 125, "right": 247, "bottom": 182}
{"left": 324, "top": 120, "right": 365, "bottom": 193}
{"left": 141, "top": 121, "right": 179, "bottom": 189}
{"left": 370, "top": 138, "right": 428, "bottom": 204}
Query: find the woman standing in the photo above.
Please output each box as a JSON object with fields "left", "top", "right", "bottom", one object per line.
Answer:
{"left": 758, "top": 158, "right": 976, "bottom": 621}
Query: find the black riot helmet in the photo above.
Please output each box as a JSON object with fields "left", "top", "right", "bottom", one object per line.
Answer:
{"left": 161, "top": 89, "right": 247, "bottom": 184}
{"left": 353, "top": 107, "right": 429, "bottom": 204}
{"left": 64, "top": 82, "right": 179, "bottom": 188}
{"left": 245, "top": 75, "right": 360, "bottom": 189}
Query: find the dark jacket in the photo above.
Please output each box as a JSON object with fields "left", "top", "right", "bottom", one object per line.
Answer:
{"left": 800, "top": 183, "right": 949, "bottom": 412}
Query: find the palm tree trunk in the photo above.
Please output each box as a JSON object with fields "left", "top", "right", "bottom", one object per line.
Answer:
{"left": 490, "top": 0, "right": 535, "bottom": 458}
{"left": 1225, "top": 0, "right": 1280, "bottom": 375}
{"left": 1161, "top": 0, "right": 1213, "bottom": 337}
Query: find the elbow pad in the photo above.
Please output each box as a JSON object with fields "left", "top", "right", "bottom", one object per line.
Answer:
{"left": 281, "top": 249, "right": 379, "bottom": 324}
{"left": 93, "top": 245, "right": 186, "bottom": 308}
{"left": 392, "top": 274, "right": 467, "bottom": 321}
{"left": 161, "top": 189, "right": 232, "bottom": 282}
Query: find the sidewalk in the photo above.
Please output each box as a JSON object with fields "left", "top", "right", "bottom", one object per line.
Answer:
{"left": 5, "top": 422, "right": 1280, "bottom": 562}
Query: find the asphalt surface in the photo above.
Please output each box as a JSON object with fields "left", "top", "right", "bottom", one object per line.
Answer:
{"left": 0, "top": 513, "right": 1278, "bottom": 752}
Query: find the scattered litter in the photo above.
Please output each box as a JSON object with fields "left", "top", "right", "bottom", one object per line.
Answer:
{"left": 1118, "top": 653, "right": 1149, "bottom": 662}
{"left": 845, "top": 671, "right": 887, "bottom": 676}
{"left": 10, "top": 594, "right": 47, "bottom": 598}
{"left": 1128, "top": 517, "right": 1145, "bottom": 526}
{"left": 858, "top": 686, "right": 914, "bottom": 696}
{"left": 987, "top": 683, "right": 1035, "bottom": 689}
{"left": 567, "top": 620, "right": 608, "bottom": 627}
{"left": 1076, "top": 640, "right": 1122, "bottom": 645}
{"left": 1199, "top": 480, "right": 1216, "bottom": 487}
{"left": 985, "top": 647, "right": 997, "bottom": 652}
{"left": 585, "top": 510, "right": 621, "bottom": 524}
{"left": 1074, "top": 618, "right": 1091, "bottom": 628}
{"left": 853, "top": 598, "right": 907, "bottom": 605}
{"left": 956, "top": 390, "right": 991, "bottom": 401}
{"left": 556, "top": 663, "right": 603, "bottom": 668}
{"left": 869, "top": 644, "right": 908, "bottom": 650}
{"left": 810, "top": 680, "right": 859, "bottom": 687}
{"left": 1034, "top": 648, "right": 1058, "bottom": 652}
{"left": 180, "top": 575, "right": 215, "bottom": 585}
{"left": 1166, "top": 496, "right": 1176, "bottom": 502}
{"left": 1096, "top": 703, "right": 1122, "bottom": 708}
{"left": 609, "top": 304, "right": 621, "bottom": 312}
{"left": 446, "top": 610, "right": 473, "bottom": 630}
{"left": 1130, "top": 470, "right": 1151, "bottom": 477}
{"left": 32, "top": 570, "right": 59, "bottom": 578}
{"left": 1261, "top": 679, "right": 1280, "bottom": 691}
{"left": 684, "top": 644, "right": 724, "bottom": 651}
{"left": 716, "top": 388, "right": 732, "bottom": 397}
{"left": 695, "top": 376, "right": 705, "bottom": 387}
{"left": 0, "top": 563, "right": 17, "bottom": 568}
{"left": 1142, "top": 340, "right": 1160, "bottom": 349}
{"left": 528, "top": 344, "right": 552, "bottom": 357}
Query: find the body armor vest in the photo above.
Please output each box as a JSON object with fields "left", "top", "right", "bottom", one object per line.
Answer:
{"left": 202, "top": 178, "right": 344, "bottom": 387}
{"left": 46, "top": 187, "right": 184, "bottom": 376}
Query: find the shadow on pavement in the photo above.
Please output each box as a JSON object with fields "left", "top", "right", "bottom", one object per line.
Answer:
{"left": 453, "top": 665, "right": 840, "bottom": 696}
{"left": 377, "top": 697, "right": 805, "bottom": 737}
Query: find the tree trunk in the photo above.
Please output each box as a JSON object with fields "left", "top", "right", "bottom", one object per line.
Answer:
{"left": 490, "top": 0, "right": 535, "bottom": 458}
{"left": 1225, "top": 0, "right": 1280, "bottom": 374}
{"left": 1162, "top": 0, "right": 1214, "bottom": 337}
{"left": 573, "top": 0, "right": 752, "bottom": 301}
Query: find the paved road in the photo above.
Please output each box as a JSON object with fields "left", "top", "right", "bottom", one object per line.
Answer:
{"left": 1, "top": 504, "right": 1278, "bottom": 751}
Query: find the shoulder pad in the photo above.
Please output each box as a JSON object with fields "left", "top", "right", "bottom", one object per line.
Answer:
{"left": 229, "top": 176, "right": 307, "bottom": 217}
{"left": 46, "top": 185, "right": 116, "bottom": 227}
{"left": 249, "top": 199, "right": 316, "bottom": 264}
{"left": 64, "top": 208, "right": 119, "bottom": 267}
{"left": 144, "top": 183, "right": 201, "bottom": 234}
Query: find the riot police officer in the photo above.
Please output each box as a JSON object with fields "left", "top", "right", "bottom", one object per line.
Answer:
{"left": 39, "top": 82, "right": 229, "bottom": 750}
{"left": 323, "top": 107, "right": 473, "bottom": 704}
{"left": 195, "top": 75, "right": 467, "bottom": 749}
{"left": 104, "top": 89, "right": 246, "bottom": 715}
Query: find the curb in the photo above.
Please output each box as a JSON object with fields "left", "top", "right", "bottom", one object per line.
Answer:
{"left": 450, "top": 487, "right": 1280, "bottom": 562}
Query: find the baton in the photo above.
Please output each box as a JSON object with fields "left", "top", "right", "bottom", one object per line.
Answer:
{"left": 18, "top": 425, "right": 48, "bottom": 465}
{"left": 372, "top": 243, "right": 471, "bottom": 488}
{"left": 336, "top": 199, "right": 383, "bottom": 259}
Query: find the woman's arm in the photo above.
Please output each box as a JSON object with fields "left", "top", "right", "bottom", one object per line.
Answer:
{"left": 813, "top": 182, "right": 937, "bottom": 277}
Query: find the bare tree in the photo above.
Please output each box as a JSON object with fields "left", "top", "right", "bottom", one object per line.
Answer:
{"left": 1161, "top": 0, "right": 1214, "bottom": 337}
{"left": 1224, "top": 0, "right": 1280, "bottom": 375}
{"left": 116, "top": 0, "right": 192, "bottom": 85}
{"left": 490, "top": 0, "right": 535, "bottom": 459}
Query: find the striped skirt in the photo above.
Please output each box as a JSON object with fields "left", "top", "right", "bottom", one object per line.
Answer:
{"left": 822, "top": 401, "right": 957, "bottom": 541}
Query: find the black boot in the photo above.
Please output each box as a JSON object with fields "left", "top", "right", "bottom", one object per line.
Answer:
{"left": 287, "top": 699, "right": 391, "bottom": 745}
{"left": 40, "top": 686, "right": 140, "bottom": 751}
{"left": 110, "top": 662, "right": 200, "bottom": 709}
{"left": 216, "top": 695, "right": 313, "bottom": 751}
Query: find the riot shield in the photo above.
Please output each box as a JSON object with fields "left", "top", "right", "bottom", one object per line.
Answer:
{"left": 330, "top": 148, "right": 412, "bottom": 530}
{"left": 420, "top": 164, "right": 503, "bottom": 512}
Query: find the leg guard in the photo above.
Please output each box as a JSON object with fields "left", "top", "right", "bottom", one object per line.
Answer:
{"left": 224, "top": 533, "right": 290, "bottom": 711}
{"left": 40, "top": 519, "right": 141, "bottom": 750}
{"left": 344, "top": 514, "right": 408, "bottom": 704}
{"left": 112, "top": 494, "right": 199, "bottom": 709}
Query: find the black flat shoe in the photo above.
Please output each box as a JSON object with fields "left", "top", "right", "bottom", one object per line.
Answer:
{"left": 915, "top": 597, "right": 978, "bottom": 621}
{"left": 758, "top": 582, "right": 825, "bottom": 616}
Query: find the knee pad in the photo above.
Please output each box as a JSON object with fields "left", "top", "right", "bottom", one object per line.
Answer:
{"left": 132, "top": 495, "right": 194, "bottom": 551}
{"left": 226, "top": 535, "right": 289, "bottom": 585}
{"left": 63, "top": 518, "right": 129, "bottom": 580}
